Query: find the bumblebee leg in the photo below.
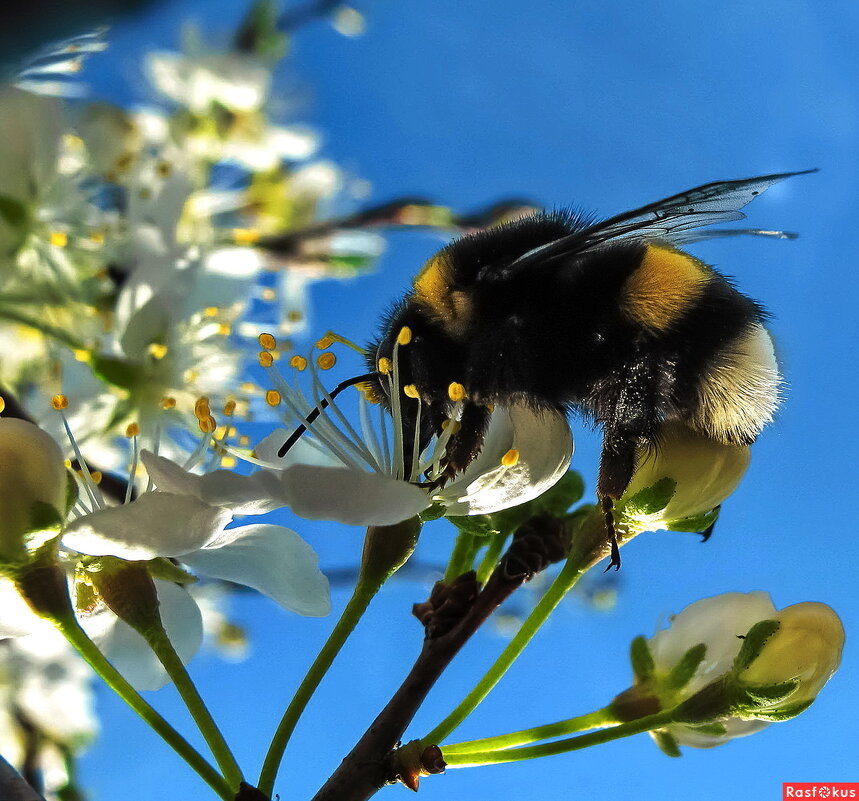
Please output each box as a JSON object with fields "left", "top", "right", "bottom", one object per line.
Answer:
{"left": 597, "top": 433, "right": 639, "bottom": 571}
{"left": 431, "top": 402, "right": 490, "bottom": 487}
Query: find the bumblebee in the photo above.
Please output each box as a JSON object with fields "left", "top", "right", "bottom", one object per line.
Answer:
{"left": 352, "top": 170, "right": 814, "bottom": 568}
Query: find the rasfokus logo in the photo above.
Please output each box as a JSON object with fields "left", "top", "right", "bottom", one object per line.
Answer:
{"left": 784, "top": 784, "right": 859, "bottom": 799}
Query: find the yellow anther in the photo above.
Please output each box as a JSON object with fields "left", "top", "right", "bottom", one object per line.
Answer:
{"left": 239, "top": 435, "right": 250, "bottom": 446}
{"left": 501, "top": 449, "right": 520, "bottom": 467}
{"left": 240, "top": 382, "right": 259, "bottom": 394}
{"left": 397, "top": 326, "right": 412, "bottom": 346}
{"left": 265, "top": 390, "right": 282, "bottom": 407}
{"left": 73, "top": 349, "right": 90, "bottom": 362}
{"left": 258, "top": 351, "right": 274, "bottom": 368}
{"left": 183, "top": 369, "right": 200, "bottom": 384}
{"left": 447, "top": 382, "right": 466, "bottom": 402}
{"left": 194, "top": 397, "right": 211, "bottom": 419}
{"left": 218, "top": 323, "right": 231, "bottom": 336}
{"left": 214, "top": 425, "right": 228, "bottom": 439}
{"left": 126, "top": 422, "right": 140, "bottom": 438}
{"left": 90, "top": 470, "right": 103, "bottom": 485}
{"left": 64, "top": 459, "right": 72, "bottom": 469}
{"left": 316, "top": 352, "right": 337, "bottom": 370}
{"left": 232, "top": 228, "right": 260, "bottom": 245}
{"left": 223, "top": 400, "right": 236, "bottom": 416}
{"left": 52, "top": 394, "right": 69, "bottom": 410}
{"left": 220, "top": 455, "right": 237, "bottom": 468}
{"left": 377, "top": 357, "right": 392, "bottom": 375}
{"left": 261, "top": 287, "right": 276, "bottom": 301}
{"left": 227, "top": 425, "right": 237, "bottom": 437}
{"left": 258, "top": 332, "right": 277, "bottom": 350}
{"left": 316, "top": 334, "right": 335, "bottom": 350}
{"left": 160, "top": 396, "right": 176, "bottom": 410}
{"left": 287, "top": 310, "right": 303, "bottom": 322}
{"left": 289, "top": 355, "right": 308, "bottom": 371}
{"left": 147, "top": 342, "right": 168, "bottom": 360}
{"left": 485, "top": 402, "right": 495, "bottom": 413}
{"left": 156, "top": 161, "right": 171, "bottom": 178}
{"left": 89, "top": 231, "right": 105, "bottom": 245}
{"left": 199, "top": 415, "right": 217, "bottom": 434}
{"left": 403, "top": 384, "right": 420, "bottom": 399}
{"left": 0, "top": 397, "right": 4, "bottom": 414}
{"left": 50, "top": 231, "right": 68, "bottom": 248}
{"left": 204, "top": 306, "right": 220, "bottom": 318}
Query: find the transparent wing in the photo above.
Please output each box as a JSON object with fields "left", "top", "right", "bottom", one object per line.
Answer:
{"left": 509, "top": 170, "right": 815, "bottom": 271}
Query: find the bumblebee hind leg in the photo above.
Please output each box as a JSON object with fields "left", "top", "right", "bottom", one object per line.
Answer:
{"left": 597, "top": 433, "right": 640, "bottom": 571}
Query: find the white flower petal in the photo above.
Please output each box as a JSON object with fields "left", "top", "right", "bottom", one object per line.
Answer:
{"left": 281, "top": 465, "right": 429, "bottom": 526}
{"left": 649, "top": 592, "right": 777, "bottom": 696}
{"left": 182, "top": 524, "right": 330, "bottom": 617}
{"left": 254, "top": 429, "right": 344, "bottom": 469}
{"left": 63, "top": 493, "right": 232, "bottom": 559}
{"left": 81, "top": 581, "right": 203, "bottom": 691}
{"left": 440, "top": 403, "right": 573, "bottom": 515}
{"left": 141, "top": 450, "right": 288, "bottom": 514}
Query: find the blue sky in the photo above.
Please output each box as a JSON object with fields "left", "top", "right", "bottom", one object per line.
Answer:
{"left": 76, "top": 1, "right": 858, "bottom": 799}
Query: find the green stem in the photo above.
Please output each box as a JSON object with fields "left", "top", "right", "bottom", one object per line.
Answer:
{"left": 257, "top": 581, "right": 379, "bottom": 797}
{"left": 423, "top": 555, "right": 586, "bottom": 746}
{"left": 441, "top": 707, "right": 617, "bottom": 754}
{"left": 444, "top": 529, "right": 478, "bottom": 582}
{"left": 0, "top": 305, "right": 86, "bottom": 350}
{"left": 54, "top": 615, "right": 233, "bottom": 801}
{"left": 146, "top": 627, "right": 244, "bottom": 791}
{"left": 443, "top": 711, "right": 675, "bottom": 767}
{"left": 423, "top": 509, "right": 615, "bottom": 746}
{"left": 475, "top": 532, "right": 509, "bottom": 585}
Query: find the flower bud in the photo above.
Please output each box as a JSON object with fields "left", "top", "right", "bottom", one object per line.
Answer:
{"left": 618, "top": 422, "right": 750, "bottom": 533}
{"left": 0, "top": 419, "right": 67, "bottom": 565}
{"left": 621, "top": 592, "right": 845, "bottom": 752}
{"left": 737, "top": 601, "right": 844, "bottom": 719}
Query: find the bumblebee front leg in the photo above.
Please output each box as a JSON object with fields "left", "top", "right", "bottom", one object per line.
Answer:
{"left": 429, "top": 401, "right": 490, "bottom": 488}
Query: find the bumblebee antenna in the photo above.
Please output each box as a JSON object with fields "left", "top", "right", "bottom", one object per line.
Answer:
{"left": 277, "top": 372, "right": 377, "bottom": 457}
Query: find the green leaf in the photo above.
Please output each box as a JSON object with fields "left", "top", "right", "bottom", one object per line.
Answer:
{"left": 630, "top": 635, "right": 656, "bottom": 681}
{"left": 667, "top": 643, "right": 707, "bottom": 690}
{"left": 748, "top": 699, "right": 813, "bottom": 722}
{"left": 533, "top": 470, "right": 585, "bottom": 515}
{"left": 419, "top": 502, "right": 447, "bottom": 522}
{"left": 652, "top": 729, "right": 681, "bottom": 758}
{"left": 89, "top": 354, "right": 142, "bottom": 391}
{"left": 621, "top": 477, "right": 676, "bottom": 517}
{"left": 666, "top": 506, "right": 721, "bottom": 533}
{"left": 736, "top": 679, "right": 799, "bottom": 707}
{"left": 446, "top": 514, "right": 500, "bottom": 538}
{"left": 147, "top": 558, "right": 198, "bottom": 585}
{"left": 685, "top": 721, "right": 727, "bottom": 736}
{"left": 733, "top": 619, "right": 780, "bottom": 670}
{"left": 0, "top": 194, "right": 29, "bottom": 229}
{"left": 64, "top": 473, "right": 79, "bottom": 515}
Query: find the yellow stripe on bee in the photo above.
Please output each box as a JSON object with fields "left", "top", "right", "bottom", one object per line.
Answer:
{"left": 622, "top": 244, "right": 709, "bottom": 331}
{"left": 412, "top": 253, "right": 473, "bottom": 337}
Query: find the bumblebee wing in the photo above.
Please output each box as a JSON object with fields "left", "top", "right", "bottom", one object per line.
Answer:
{"left": 509, "top": 169, "right": 815, "bottom": 270}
